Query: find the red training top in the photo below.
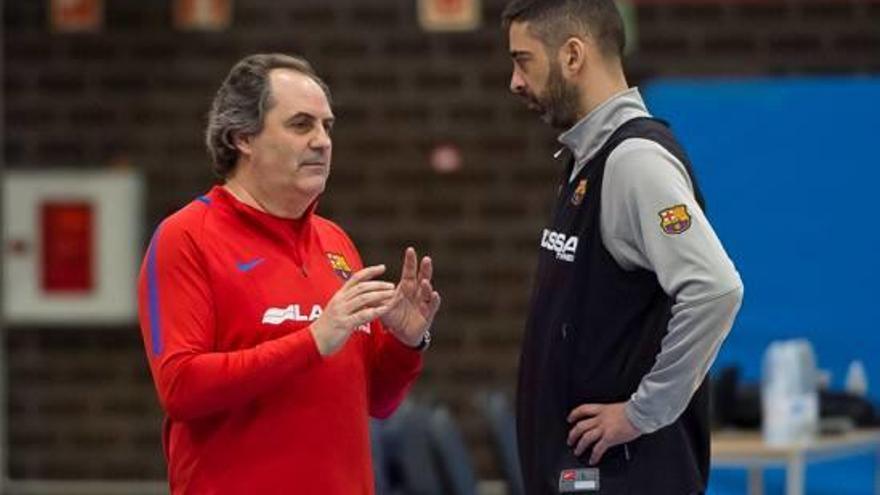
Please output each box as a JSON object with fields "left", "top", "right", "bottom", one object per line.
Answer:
{"left": 137, "top": 186, "right": 422, "bottom": 494}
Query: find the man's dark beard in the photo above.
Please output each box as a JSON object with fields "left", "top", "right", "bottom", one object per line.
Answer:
{"left": 538, "top": 64, "right": 581, "bottom": 130}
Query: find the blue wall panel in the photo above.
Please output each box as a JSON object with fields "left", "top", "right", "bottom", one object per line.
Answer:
{"left": 643, "top": 77, "right": 880, "bottom": 494}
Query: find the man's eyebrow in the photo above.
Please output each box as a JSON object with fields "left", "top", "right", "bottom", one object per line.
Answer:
{"left": 284, "top": 112, "right": 336, "bottom": 130}
{"left": 510, "top": 50, "right": 531, "bottom": 59}
{"left": 286, "top": 112, "right": 315, "bottom": 122}
{"left": 285, "top": 112, "right": 335, "bottom": 124}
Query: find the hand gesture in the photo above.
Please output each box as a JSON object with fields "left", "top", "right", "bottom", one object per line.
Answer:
{"left": 380, "top": 247, "right": 442, "bottom": 347}
{"left": 310, "top": 265, "right": 395, "bottom": 356}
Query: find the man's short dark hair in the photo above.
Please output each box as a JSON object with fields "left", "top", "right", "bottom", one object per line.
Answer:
{"left": 205, "top": 53, "right": 332, "bottom": 178}
{"left": 501, "top": 0, "right": 625, "bottom": 58}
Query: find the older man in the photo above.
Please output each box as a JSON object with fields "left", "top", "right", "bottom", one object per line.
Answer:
{"left": 137, "top": 53, "right": 440, "bottom": 494}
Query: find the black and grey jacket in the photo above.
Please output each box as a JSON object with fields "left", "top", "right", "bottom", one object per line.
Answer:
{"left": 517, "top": 88, "right": 743, "bottom": 495}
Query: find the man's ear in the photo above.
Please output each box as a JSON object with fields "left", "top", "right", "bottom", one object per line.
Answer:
{"left": 559, "top": 36, "right": 587, "bottom": 78}
{"left": 232, "top": 132, "right": 252, "bottom": 157}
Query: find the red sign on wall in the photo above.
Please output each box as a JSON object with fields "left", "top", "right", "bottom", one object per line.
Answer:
{"left": 173, "top": 0, "right": 232, "bottom": 31}
{"left": 49, "top": 0, "right": 103, "bottom": 32}
{"left": 436, "top": 0, "right": 464, "bottom": 13}
{"left": 41, "top": 202, "right": 94, "bottom": 293}
{"left": 418, "top": 0, "right": 480, "bottom": 32}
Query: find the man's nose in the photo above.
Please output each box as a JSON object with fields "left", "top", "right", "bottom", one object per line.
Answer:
{"left": 311, "top": 126, "right": 331, "bottom": 150}
{"left": 510, "top": 71, "right": 525, "bottom": 95}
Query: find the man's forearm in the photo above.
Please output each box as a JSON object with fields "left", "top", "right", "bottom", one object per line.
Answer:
{"left": 156, "top": 327, "right": 322, "bottom": 421}
{"left": 625, "top": 285, "right": 743, "bottom": 433}
{"left": 368, "top": 325, "right": 423, "bottom": 419}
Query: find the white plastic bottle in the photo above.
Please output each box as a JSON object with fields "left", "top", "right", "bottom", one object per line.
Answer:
{"left": 762, "top": 339, "right": 819, "bottom": 446}
{"left": 845, "top": 360, "right": 868, "bottom": 397}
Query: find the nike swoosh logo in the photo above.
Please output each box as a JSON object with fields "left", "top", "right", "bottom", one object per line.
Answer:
{"left": 236, "top": 258, "right": 264, "bottom": 272}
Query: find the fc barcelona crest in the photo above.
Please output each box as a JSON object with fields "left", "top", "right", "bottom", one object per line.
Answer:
{"left": 659, "top": 204, "right": 692, "bottom": 235}
{"left": 571, "top": 179, "right": 588, "bottom": 206}
{"left": 326, "top": 252, "right": 353, "bottom": 280}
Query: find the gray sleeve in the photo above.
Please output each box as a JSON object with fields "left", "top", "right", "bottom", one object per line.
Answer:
{"left": 599, "top": 138, "right": 744, "bottom": 434}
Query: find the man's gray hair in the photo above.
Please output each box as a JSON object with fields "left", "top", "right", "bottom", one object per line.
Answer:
{"left": 205, "top": 53, "right": 331, "bottom": 178}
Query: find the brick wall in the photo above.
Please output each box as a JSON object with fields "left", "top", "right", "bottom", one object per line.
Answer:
{"left": 4, "top": 0, "right": 878, "bottom": 480}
